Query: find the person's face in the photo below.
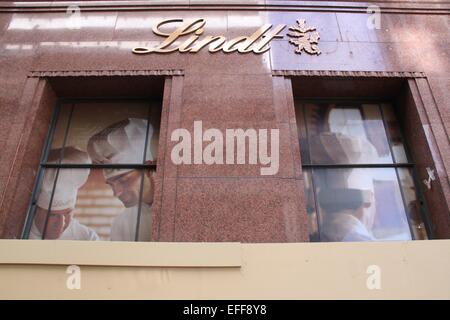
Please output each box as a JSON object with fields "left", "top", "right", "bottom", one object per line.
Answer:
{"left": 34, "top": 207, "right": 73, "bottom": 239}
{"left": 142, "top": 169, "right": 155, "bottom": 206}
{"left": 106, "top": 170, "right": 142, "bottom": 208}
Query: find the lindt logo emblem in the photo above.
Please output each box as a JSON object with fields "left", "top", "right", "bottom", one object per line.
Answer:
{"left": 132, "top": 18, "right": 321, "bottom": 55}
{"left": 287, "top": 19, "right": 321, "bottom": 55}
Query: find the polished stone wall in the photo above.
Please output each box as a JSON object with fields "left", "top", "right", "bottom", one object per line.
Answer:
{"left": 0, "top": 0, "right": 448, "bottom": 241}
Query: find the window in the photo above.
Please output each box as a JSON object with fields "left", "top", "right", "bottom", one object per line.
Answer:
{"left": 295, "top": 101, "right": 429, "bottom": 242}
{"left": 22, "top": 100, "right": 161, "bottom": 241}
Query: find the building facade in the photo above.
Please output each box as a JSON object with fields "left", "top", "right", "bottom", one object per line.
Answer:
{"left": 0, "top": 0, "right": 449, "bottom": 299}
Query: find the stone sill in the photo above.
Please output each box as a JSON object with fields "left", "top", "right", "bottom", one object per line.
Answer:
{"left": 0, "top": 240, "right": 242, "bottom": 267}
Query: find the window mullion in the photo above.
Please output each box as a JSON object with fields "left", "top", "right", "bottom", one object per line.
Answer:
{"left": 41, "top": 163, "right": 156, "bottom": 169}
{"left": 302, "top": 163, "right": 414, "bottom": 169}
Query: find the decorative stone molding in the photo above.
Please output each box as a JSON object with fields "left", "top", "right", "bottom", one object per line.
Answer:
{"left": 28, "top": 69, "right": 184, "bottom": 78}
{"left": 272, "top": 70, "right": 426, "bottom": 78}
{"left": 0, "top": 1, "right": 448, "bottom": 15}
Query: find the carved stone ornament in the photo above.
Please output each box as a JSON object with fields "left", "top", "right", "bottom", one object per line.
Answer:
{"left": 287, "top": 19, "right": 321, "bottom": 55}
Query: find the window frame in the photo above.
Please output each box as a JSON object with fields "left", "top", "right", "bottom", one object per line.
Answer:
{"left": 296, "top": 98, "right": 434, "bottom": 241}
{"left": 21, "top": 97, "right": 160, "bottom": 241}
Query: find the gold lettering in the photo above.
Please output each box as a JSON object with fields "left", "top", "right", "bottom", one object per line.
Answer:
{"left": 188, "top": 36, "right": 227, "bottom": 53}
{"left": 132, "top": 18, "right": 287, "bottom": 55}
{"left": 208, "top": 36, "right": 227, "bottom": 52}
{"left": 251, "top": 24, "right": 286, "bottom": 53}
{"left": 222, "top": 36, "right": 247, "bottom": 53}
{"left": 132, "top": 19, "right": 206, "bottom": 54}
{"left": 178, "top": 28, "right": 204, "bottom": 52}
{"left": 236, "top": 25, "right": 274, "bottom": 53}
{"left": 152, "top": 19, "right": 206, "bottom": 53}
{"left": 132, "top": 47, "right": 153, "bottom": 54}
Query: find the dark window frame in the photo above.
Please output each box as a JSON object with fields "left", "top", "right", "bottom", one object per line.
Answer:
{"left": 296, "top": 98, "right": 433, "bottom": 241}
{"left": 22, "top": 97, "right": 159, "bottom": 241}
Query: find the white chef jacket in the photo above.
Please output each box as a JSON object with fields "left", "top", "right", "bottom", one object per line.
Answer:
{"left": 341, "top": 218, "right": 376, "bottom": 242}
{"left": 29, "top": 219, "right": 99, "bottom": 240}
{"left": 323, "top": 212, "right": 414, "bottom": 242}
{"left": 110, "top": 203, "right": 152, "bottom": 241}
{"left": 322, "top": 213, "right": 375, "bottom": 242}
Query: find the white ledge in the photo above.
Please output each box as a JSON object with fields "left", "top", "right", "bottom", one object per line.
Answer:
{"left": 0, "top": 240, "right": 242, "bottom": 267}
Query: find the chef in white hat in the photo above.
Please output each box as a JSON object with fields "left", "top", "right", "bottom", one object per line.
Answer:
{"left": 87, "top": 118, "right": 158, "bottom": 241}
{"left": 310, "top": 107, "right": 386, "bottom": 164}
{"left": 30, "top": 147, "right": 99, "bottom": 240}
{"left": 312, "top": 121, "right": 379, "bottom": 242}
{"left": 318, "top": 184, "right": 376, "bottom": 242}
{"left": 318, "top": 166, "right": 412, "bottom": 242}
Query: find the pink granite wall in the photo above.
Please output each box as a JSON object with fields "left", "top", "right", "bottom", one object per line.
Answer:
{"left": 0, "top": 1, "right": 448, "bottom": 241}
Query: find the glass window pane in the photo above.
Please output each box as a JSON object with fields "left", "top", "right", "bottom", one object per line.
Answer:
{"left": 294, "top": 102, "right": 311, "bottom": 165}
{"left": 50, "top": 103, "right": 71, "bottom": 151}
{"left": 361, "top": 104, "right": 392, "bottom": 161}
{"left": 302, "top": 169, "right": 319, "bottom": 241}
{"left": 312, "top": 168, "right": 412, "bottom": 242}
{"left": 50, "top": 102, "right": 159, "bottom": 165}
{"left": 30, "top": 164, "right": 154, "bottom": 241}
{"left": 303, "top": 103, "right": 393, "bottom": 164}
{"left": 397, "top": 168, "right": 428, "bottom": 240}
{"left": 381, "top": 103, "right": 409, "bottom": 163}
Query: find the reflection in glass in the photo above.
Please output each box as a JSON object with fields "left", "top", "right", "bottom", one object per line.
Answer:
{"left": 51, "top": 103, "right": 71, "bottom": 152}
{"left": 313, "top": 168, "right": 412, "bottom": 242}
{"left": 51, "top": 102, "right": 160, "bottom": 164}
{"left": 30, "top": 99, "right": 162, "bottom": 241}
{"left": 381, "top": 104, "right": 408, "bottom": 163}
{"left": 31, "top": 147, "right": 99, "bottom": 240}
{"left": 302, "top": 169, "right": 319, "bottom": 241}
{"left": 295, "top": 100, "right": 310, "bottom": 164}
{"left": 295, "top": 100, "right": 428, "bottom": 242}
{"left": 88, "top": 118, "right": 154, "bottom": 165}
{"left": 397, "top": 168, "right": 428, "bottom": 240}
{"left": 298, "top": 103, "right": 394, "bottom": 165}
{"left": 32, "top": 165, "right": 154, "bottom": 241}
{"left": 103, "top": 168, "right": 154, "bottom": 242}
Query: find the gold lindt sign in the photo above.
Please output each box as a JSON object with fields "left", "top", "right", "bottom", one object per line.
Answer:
{"left": 132, "top": 18, "right": 286, "bottom": 54}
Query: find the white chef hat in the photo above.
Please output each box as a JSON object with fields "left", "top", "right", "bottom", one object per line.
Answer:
{"left": 314, "top": 132, "right": 363, "bottom": 164}
{"left": 37, "top": 147, "right": 91, "bottom": 211}
{"left": 87, "top": 118, "right": 157, "bottom": 180}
